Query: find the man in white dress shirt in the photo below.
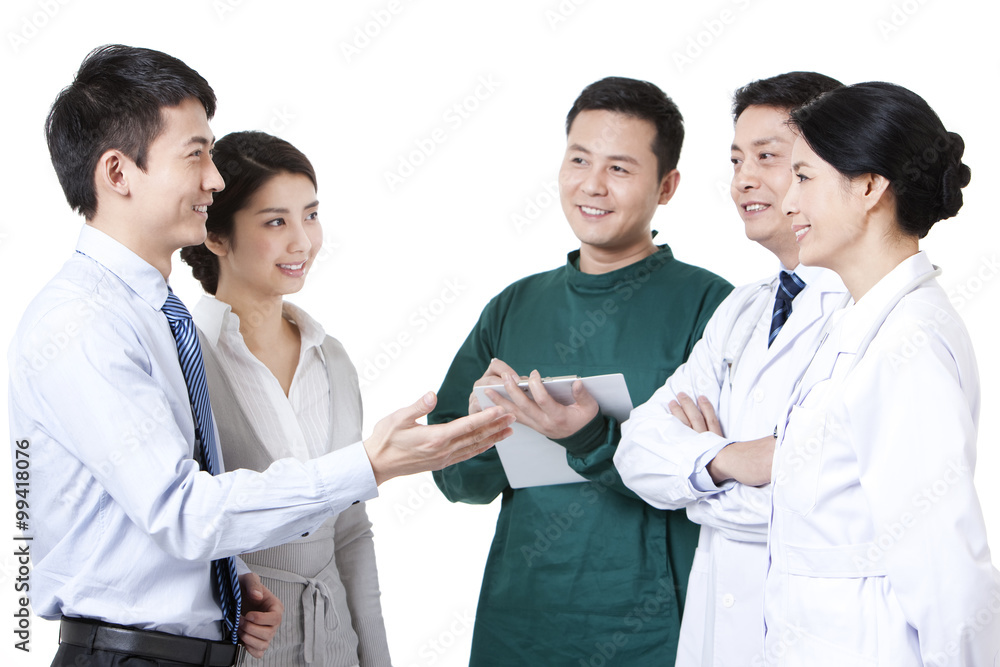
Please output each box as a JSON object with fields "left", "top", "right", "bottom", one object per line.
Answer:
{"left": 614, "top": 72, "right": 848, "bottom": 666}
{"left": 7, "top": 44, "right": 512, "bottom": 667}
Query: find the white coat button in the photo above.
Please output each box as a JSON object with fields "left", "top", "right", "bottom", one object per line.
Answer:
{"left": 722, "top": 594, "right": 735, "bottom": 608}
{"left": 753, "top": 388, "right": 765, "bottom": 403}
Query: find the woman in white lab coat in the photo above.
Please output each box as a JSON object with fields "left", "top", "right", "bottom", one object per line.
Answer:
{"left": 764, "top": 82, "right": 1000, "bottom": 666}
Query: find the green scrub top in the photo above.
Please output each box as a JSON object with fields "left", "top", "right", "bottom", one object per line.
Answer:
{"left": 431, "top": 245, "right": 733, "bottom": 666}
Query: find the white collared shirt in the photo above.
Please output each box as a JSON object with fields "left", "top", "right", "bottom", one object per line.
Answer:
{"left": 194, "top": 297, "right": 331, "bottom": 462}
{"left": 7, "top": 225, "right": 377, "bottom": 639}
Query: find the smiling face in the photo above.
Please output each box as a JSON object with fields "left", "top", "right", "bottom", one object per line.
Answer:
{"left": 211, "top": 171, "right": 321, "bottom": 301}
{"left": 126, "top": 97, "right": 224, "bottom": 259}
{"left": 782, "top": 137, "right": 868, "bottom": 272}
{"left": 730, "top": 105, "right": 799, "bottom": 267}
{"left": 559, "top": 110, "right": 678, "bottom": 266}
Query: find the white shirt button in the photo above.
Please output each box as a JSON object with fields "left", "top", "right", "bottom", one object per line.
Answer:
{"left": 722, "top": 593, "right": 735, "bottom": 608}
{"left": 753, "top": 388, "right": 765, "bottom": 403}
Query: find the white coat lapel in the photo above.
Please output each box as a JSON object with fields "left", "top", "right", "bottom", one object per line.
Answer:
{"left": 757, "top": 268, "right": 849, "bottom": 380}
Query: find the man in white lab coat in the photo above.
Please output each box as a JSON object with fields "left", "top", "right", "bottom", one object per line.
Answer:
{"left": 614, "top": 72, "right": 847, "bottom": 666}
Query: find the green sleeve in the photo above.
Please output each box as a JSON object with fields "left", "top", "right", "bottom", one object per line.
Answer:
{"left": 430, "top": 298, "right": 510, "bottom": 505}
{"left": 557, "top": 413, "right": 638, "bottom": 498}
{"left": 561, "top": 276, "right": 733, "bottom": 497}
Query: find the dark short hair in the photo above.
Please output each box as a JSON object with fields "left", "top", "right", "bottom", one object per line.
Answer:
{"left": 180, "top": 131, "right": 317, "bottom": 295}
{"left": 565, "top": 76, "right": 683, "bottom": 180}
{"left": 45, "top": 44, "right": 216, "bottom": 220}
{"left": 732, "top": 71, "right": 844, "bottom": 121}
{"left": 790, "top": 82, "right": 971, "bottom": 238}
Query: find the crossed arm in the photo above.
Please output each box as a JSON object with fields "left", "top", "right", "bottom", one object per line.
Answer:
{"left": 473, "top": 357, "right": 773, "bottom": 489}
{"left": 666, "top": 392, "right": 774, "bottom": 488}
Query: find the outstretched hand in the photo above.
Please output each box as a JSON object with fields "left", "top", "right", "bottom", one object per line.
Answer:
{"left": 364, "top": 391, "right": 515, "bottom": 485}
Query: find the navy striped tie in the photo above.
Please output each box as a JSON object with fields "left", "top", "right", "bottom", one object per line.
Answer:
{"left": 162, "top": 288, "right": 242, "bottom": 644}
{"left": 768, "top": 271, "right": 806, "bottom": 348}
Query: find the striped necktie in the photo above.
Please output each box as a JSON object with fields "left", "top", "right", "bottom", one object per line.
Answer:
{"left": 162, "top": 288, "right": 242, "bottom": 644}
{"left": 768, "top": 271, "right": 806, "bottom": 348}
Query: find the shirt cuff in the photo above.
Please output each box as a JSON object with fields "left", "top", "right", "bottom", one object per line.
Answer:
{"left": 554, "top": 412, "right": 609, "bottom": 456}
{"left": 690, "top": 439, "right": 736, "bottom": 494}
{"left": 313, "top": 442, "right": 379, "bottom": 513}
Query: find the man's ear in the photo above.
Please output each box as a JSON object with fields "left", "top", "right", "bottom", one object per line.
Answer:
{"left": 96, "top": 149, "right": 131, "bottom": 197}
{"left": 204, "top": 231, "right": 229, "bottom": 258}
{"left": 658, "top": 169, "right": 681, "bottom": 205}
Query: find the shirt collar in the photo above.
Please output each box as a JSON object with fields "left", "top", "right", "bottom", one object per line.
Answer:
{"left": 192, "top": 295, "right": 231, "bottom": 347}
{"left": 192, "top": 296, "right": 326, "bottom": 352}
{"left": 281, "top": 301, "right": 326, "bottom": 351}
{"left": 75, "top": 224, "right": 169, "bottom": 311}
{"left": 565, "top": 243, "right": 675, "bottom": 291}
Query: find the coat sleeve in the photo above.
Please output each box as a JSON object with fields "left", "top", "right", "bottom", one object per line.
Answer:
{"left": 562, "top": 276, "right": 735, "bottom": 499}
{"left": 617, "top": 352, "right": 772, "bottom": 541}
{"left": 615, "top": 288, "right": 741, "bottom": 507}
{"left": 615, "top": 284, "right": 772, "bottom": 540}
{"left": 847, "top": 304, "right": 999, "bottom": 665}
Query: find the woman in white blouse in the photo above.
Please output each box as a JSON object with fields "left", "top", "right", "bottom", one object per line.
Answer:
{"left": 764, "top": 82, "right": 999, "bottom": 665}
{"left": 181, "top": 131, "right": 390, "bottom": 667}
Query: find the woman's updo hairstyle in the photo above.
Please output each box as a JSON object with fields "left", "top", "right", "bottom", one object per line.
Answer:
{"left": 181, "top": 131, "right": 317, "bottom": 294}
{"left": 789, "top": 82, "right": 970, "bottom": 239}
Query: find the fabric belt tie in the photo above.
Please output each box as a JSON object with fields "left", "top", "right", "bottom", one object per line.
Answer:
{"left": 251, "top": 563, "right": 338, "bottom": 665}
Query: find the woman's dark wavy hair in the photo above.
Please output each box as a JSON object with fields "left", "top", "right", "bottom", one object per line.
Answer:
{"left": 180, "top": 131, "right": 316, "bottom": 294}
{"left": 789, "top": 82, "right": 970, "bottom": 238}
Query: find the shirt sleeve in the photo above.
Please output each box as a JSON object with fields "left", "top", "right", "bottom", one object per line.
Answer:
{"left": 430, "top": 297, "right": 510, "bottom": 505}
{"left": 847, "top": 310, "right": 999, "bottom": 664}
{"left": 9, "top": 298, "right": 377, "bottom": 562}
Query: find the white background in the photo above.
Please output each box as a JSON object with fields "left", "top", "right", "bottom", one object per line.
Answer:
{"left": 2, "top": 0, "right": 998, "bottom": 665}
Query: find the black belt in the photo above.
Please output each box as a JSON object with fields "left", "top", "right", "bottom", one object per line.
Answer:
{"left": 59, "top": 616, "right": 238, "bottom": 666}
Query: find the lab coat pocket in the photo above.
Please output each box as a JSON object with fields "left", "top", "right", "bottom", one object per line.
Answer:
{"left": 773, "top": 406, "right": 827, "bottom": 516}
{"left": 781, "top": 575, "right": 879, "bottom": 666}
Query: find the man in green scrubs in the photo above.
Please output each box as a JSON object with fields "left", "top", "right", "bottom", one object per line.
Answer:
{"left": 431, "top": 77, "right": 733, "bottom": 665}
